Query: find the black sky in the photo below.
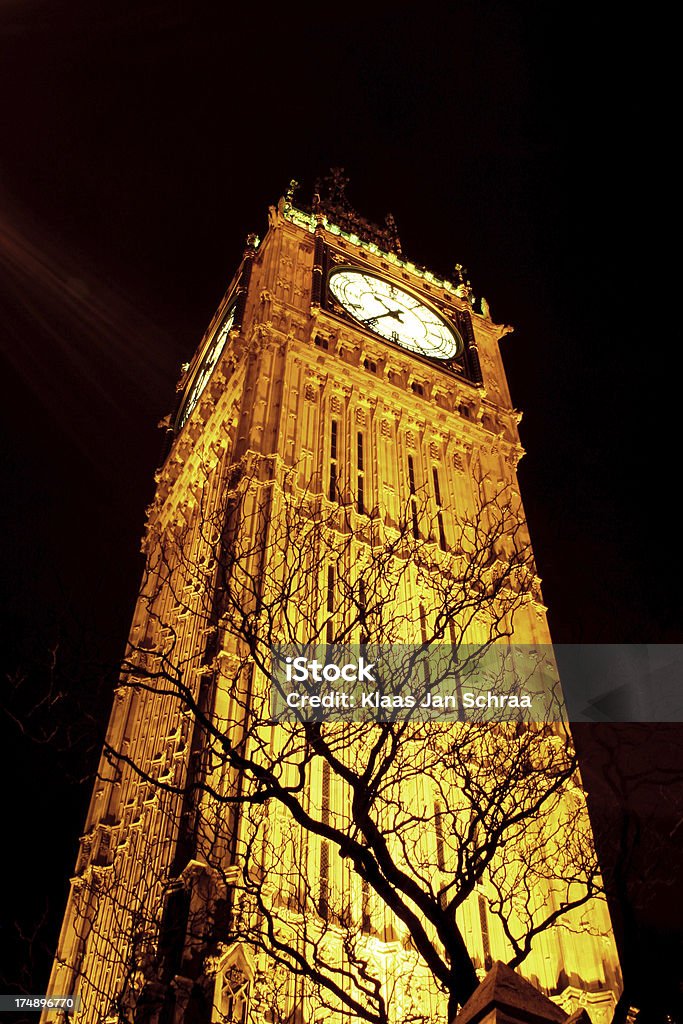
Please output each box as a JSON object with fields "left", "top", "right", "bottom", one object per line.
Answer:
{"left": 0, "top": 2, "right": 680, "bottom": 1020}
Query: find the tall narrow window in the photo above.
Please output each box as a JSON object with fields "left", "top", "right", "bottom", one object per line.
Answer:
{"left": 357, "top": 431, "right": 365, "bottom": 515}
{"left": 479, "top": 893, "right": 492, "bottom": 971}
{"left": 408, "top": 454, "right": 416, "bottom": 494}
{"left": 326, "top": 566, "right": 335, "bottom": 614}
{"left": 218, "top": 963, "right": 251, "bottom": 1024}
{"left": 434, "top": 801, "right": 446, "bottom": 871}
{"left": 433, "top": 466, "right": 447, "bottom": 551}
{"left": 419, "top": 604, "right": 428, "bottom": 644}
{"left": 321, "top": 760, "right": 331, "bottom": 823}
{"left": 448, "top": 621, "right": 464, "bottom": 720}
{"left": 329, "top": 420, "right": 338, "bottom": 501}
{"left": 326, "top": 565, "right": 335, "bottom": 645}
{"left": 408, "top": 455, "right": 419, "bottom": 539}
{"left": 432, "top": 466, "right": 442, "bottom": 505}
{"left": 420, "top": 603, "right": 431, "bottom": 686}
{"left": 319, "top": 761, "right": 331, "bottom": 920}
{"left": 437, "top": 513, "right": 447, "bottom": 550}
{"left": 358, "top": 579, "right": 367, "bottom": 646}
{"left": 318, "top": 842, "right": 329, "bottom": 920}
{"left": 361, "top": 877, "right": 372, "bottom": 934}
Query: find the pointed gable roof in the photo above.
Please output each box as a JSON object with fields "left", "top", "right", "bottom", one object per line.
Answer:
{"left": 454, "top": 962, "right": 570, "bottom": 1024}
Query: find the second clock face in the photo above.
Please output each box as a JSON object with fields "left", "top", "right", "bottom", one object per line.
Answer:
{"left": 177, "top": 304, "right": 236, "bottom": 431}
{"left": 328, "top": 268, "right": 462, "bottom": 360}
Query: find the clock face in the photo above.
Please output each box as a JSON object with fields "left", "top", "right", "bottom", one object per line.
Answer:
{"left": 328, "top": 268, "right": 462, "bottom": 360}
{"left": 177, "top": 305, "right": 236, "bottom": 431}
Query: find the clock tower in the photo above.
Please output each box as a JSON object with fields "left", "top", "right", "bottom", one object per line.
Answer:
{"left": 44, "top": 178, "right": 621, "bottom": 1024}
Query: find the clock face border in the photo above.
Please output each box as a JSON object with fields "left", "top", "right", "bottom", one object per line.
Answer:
{"left": 326, "top": 265, "right": 463, "bottom": 361}
{"left": 176, "top": 302, "right": 236, "bottom": 433}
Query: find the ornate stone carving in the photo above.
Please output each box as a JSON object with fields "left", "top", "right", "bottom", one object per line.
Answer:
{"left": 306, "top": 168, "right": 404, "bottom": 255}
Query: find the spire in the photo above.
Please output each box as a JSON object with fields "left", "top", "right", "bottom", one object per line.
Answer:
{"left": 453, "top": 961, "right": 574, "bottom": 1024}
{"left": 301, "top": 167, "right": 404, "bottom": 256}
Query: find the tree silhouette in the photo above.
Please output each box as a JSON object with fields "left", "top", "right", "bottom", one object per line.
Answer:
{"left": 28, "top": 455, "right": 610, "bottom": 1024}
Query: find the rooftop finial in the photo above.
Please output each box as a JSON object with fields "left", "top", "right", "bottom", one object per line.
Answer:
{"left": 285, "top": 179, "right": 299, "bottom": 207}
{"left": 453, "top": 263, "right": 476, "bottom": 307}
{"left": 308, "top": 168, "right": 403, "bottom": 256}
{"left": 319, "top": 167, "right": 352, "bottom": 210}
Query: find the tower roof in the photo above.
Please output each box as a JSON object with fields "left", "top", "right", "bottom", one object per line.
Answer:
{"left": 453, "top": 962, "right": 570, "bottom": 1024}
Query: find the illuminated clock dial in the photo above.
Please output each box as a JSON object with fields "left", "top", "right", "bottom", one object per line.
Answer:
{"left": 177, "top": 305, "right": 236, "bottom": 431}
{"left": 328, "top": 268, "right": 461, "bottom": 360}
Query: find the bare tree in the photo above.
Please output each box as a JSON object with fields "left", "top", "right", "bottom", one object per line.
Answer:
{"left": 32, "top": 454, "right": 609, "bottom": 1024}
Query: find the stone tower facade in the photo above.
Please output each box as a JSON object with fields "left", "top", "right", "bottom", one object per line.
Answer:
{"left": 43, "top": 185, "right": 621, "bottom": 1024}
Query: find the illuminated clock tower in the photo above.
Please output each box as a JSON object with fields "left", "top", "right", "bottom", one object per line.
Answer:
{"left": 44, "top": 178, "right": 621, "bottom": 1024}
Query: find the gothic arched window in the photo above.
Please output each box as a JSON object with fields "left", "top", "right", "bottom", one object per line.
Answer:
{"left": 217, "top": 963, "right": 250, "bottom": 1024}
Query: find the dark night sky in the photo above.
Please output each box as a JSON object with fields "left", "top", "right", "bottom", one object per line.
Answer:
{"left": 0, "top": 2, "right": 680, "bottom": 1020}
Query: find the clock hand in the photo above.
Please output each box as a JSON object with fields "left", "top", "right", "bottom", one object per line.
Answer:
{"left": 361, "top": 309, "right": 405, "bottom": 325}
